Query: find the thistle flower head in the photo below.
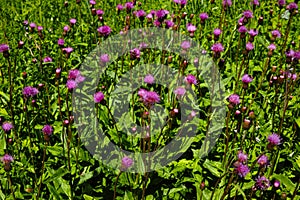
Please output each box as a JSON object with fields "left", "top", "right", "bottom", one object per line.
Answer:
{"left": 238, "top": 26, "right": 247, "bottom": 33}
{"left": 243, "top": 10, "right": 253, "bottom": 18}
{"left": 94, "top": 91, "right": 105, "bottom": 103}
{"left": 43, "top": 56, "right": 53, "bottom": 63}
{"left": 271, "top": 30, "right": 281, "bottom": 38}
{"left": 257, "top": 154, "right": 269, "bottom": 167}
{"left": 237, "top": 151, "right": 248, "bottom": 163}
{"left": 70, "top": 18, "right": 77, "bottom": 25}
{"left": 242, "top": 74, "right": 253, "bottom": 83}
{"left": 42, "top": 125, "right": 53, "bottom": 136}
{"left": 97, "top": 25, "right": 112, "bottom": 37}
{"left": 121, "top": 156, "right": 133, "bottom": 169}
{"left": 211, "top": 43, "right": 224, "bottom": 53}
{"left": 0, "top": 44, "right": 9, "bottom": 53}
{"left": 23, "top": 86, "right": 39, "bottom": 97}
{"left": 255, "top": 176, "right": 270, "bottom": 190}
{"left": 229, "top": 94, "right": 240, "bottom": 105}
{"left": 234, "top": 163, "right": 250, "bottom": 178}
{"left": 248, "top": 29, "right": 258, "bottom": 37}
{"left": 199, "top": 13, "right": 209, "bottom": 21}
{"left": 0, "top": 154, "right": 13, "bottom": 164}
{"left": 174, "top": 87, "right": 186, "bottom": 97}
{"left": 144, "top": 74, "right": 155, "bottom": 84}
{"left": 267, "top": 133, "right": 281, "bottom": 146}
{"left": 181, "top": 41, "right": 191, "bottom": 50}
{"left": 185, "top": 74, "right": 197, "bottom": 85}
{"left": 213, "top": 28, "right": 222, "bottom": 36}
{"left": 2, "top": 122, "right": 13, "bottom": 133}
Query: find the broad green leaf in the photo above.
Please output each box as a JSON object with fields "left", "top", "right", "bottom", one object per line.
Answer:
{"left": 47, "top": 183, "right": 60, "bottom": 200}
{"left": 83, "top": 194, "right": 94, "bottom": 200}
{"left": 78, "top": 171, "right": 94, "bottom": 185}
{"left": 272, "top": 174, "right": 295, "bottom": 194}
{"left": 44, "top": 167, "right": 68, "bottom": 184}
{"left": 203, "top": 159, "right": 223, "bottom": 177}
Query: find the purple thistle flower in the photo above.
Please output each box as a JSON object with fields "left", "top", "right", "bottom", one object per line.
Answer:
{"left": 185, "top": 74, "right": 197, "bottom": 85}
{"left": 222, "top": 0, "right": 232, "bottom": 7}
{"left": 238, "top": 26, "right": 248, "bottom": 33}
{"left": 199, "top": 13, "right": 209, "bottom": 21}
{"left": 37, "top": 26, "right": 43, "bottom": 31}
{"left": 156, "top": 9, "right": 168, "bottom": 20}
{"left": 29, "top": 22, "right": 37, "bottom": 29}
{"left": 139, "top": 42, "right": 148, "bottom": 49}
{"left": 66, "top": 80, "right": 77, "bottom": 90}
{"left": 165, "top": 20, "right": 174, "bottom": 28}
{"left": 268, "top": 44, "right": 276, "bottom": 51}
{"left": 173, "top": 0, "right": 187, "bottom": 6}
{"left": 70, "top": 18, "right": 77, "bottom": 25}
{"left": 0, "top": 44, "right": 9, "bottom": 53}
{"left": 248, "top": 29, "right": 258, "bottom": 37}
{"left": 229, "top": 94, "right": 240, "bottom": 105}
{"left": 94, "top": 91, "right": 105, "bottom": 103}
{"left": 213, "top": 28, "right": 222, "bottom": 37}
{"left": 146, "top": 13, "right": 153, "bottom": 19}
{"left": 246, "top": 42, "right": 254, "bottom": 51}
{"left": 187, "top": 24, "right": 196, "bottom": 33}
{"left": 23, "top": 86, "right": 39, "bottom": 97}
{"left": 138, "top": 88, "right": 148, "bottom": 98}
{"left": 68, "top": 69, "right": 85, "bottom": 84}
{"left": 97, "top": 25, "right": 112, "bottom": 37}
{"left": 144, "top": 91, "right": 160, "bottom": 105}
{"left": 135, "top": 10, "right": 146, "bottom": 19}
{"left": 242, "top": 74, "right": 253, "bottom": 83}
{"left": 211, "top": 43, "right": 224, "bottom": 53}
{"left": 285, "top": 49, "right": 295, "bottom": 58}
{"left": 238, "top": 17, "right": 245, "bottom": 25}
{"left": 255, "top": 176, "right": 270, "bottom": 190}
{"left": 139, "top": 89, "right": 160, "bottom": 105}
{"left": 267, "top": 133, "right": 281, "bottom": 146}
{"left": 89, "top": 0, "right": 96, "bottom": 5}
{"left": 274, "top": 180, "right": 280, "bottom": 188}
{"left": 43, "top": 56, "right": 53, "bottom": 63}
{"left": 23, "top": 20, "right": 29, "bottom": 26}
{"left": 237, "top": 151, "right": 248, "bottom": 163}
{"left": 257, "top": 154, "right": 269, "bottom": 167}
{"left": 130, "top": 48, "right": 141, "bottom": 59}
{"left": 63, "top": 47, "right": 73, "bottom": 54}
{"left": 100, "top": 54, "right": 110, "bottom": 63}
{"left": 243, "top": 10, "right": 253, "bottom": 18}
{"left": 68, "top": 69, "right": 81, "bottom": 79}
{"left": 174, "top": 87, "right": 186, "bottom": 97}
{"left": 58, "top": 38, "right": 65, "bottom": 46}
{"left": 42, "top": 125, "right": 53, "bottom": 136}
{"left": 2, "top": 122, "right": 13, "bottom": 133}
{"left": 235, "top": 163, "right": 250, "bottom": 178}
{"left": 251, "top": 0, "right": 260, "bottom": 6}
{"left": 294, "top": 51, "right": 300, "bottom": 60}
{"left": 116, "top": 4, "right": 124, "bottom": 11}
{"left": 125, "top": 2, "right": 134, "bottom": 10}
{"left": 181, "top": 41, "right": 191, "bottom": 50}
{"left": 271, "top": 30, "right": 281, "bottom": 38}
{"left": 75, "top": 75, "right": 85, "bottom": 83}
{"left": 96, "top": 9, "right": 104, "bottom": 16}
{"left": 121, "top": 156, "right": 133, "bottom": 169}
{"left": 144, "top": 74, "right": 155, "bottom": 84}
{"left": 0, "top": 154, "right": 13, "bottom": 164}
{"left": 153, "top": 19, "right": 161, "bottom": 27}
{"left": 287, "top": 2, "right": 298, "bottom": 11}
{"left": 64, "top": 25, "right": 70, "bottom": 32}
{"left": 278, "top": 0, "right": 286, "bottom": 7}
